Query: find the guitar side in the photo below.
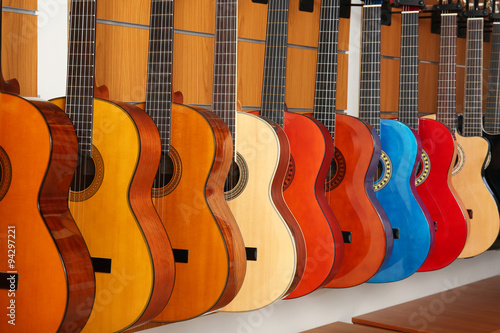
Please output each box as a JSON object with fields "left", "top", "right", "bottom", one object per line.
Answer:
{"left": 325, "top": 114, "right": 393, "bottom": 288}
{"left": 452, "top": 132, "right": 500, "bottom": 257}
{"left": 221, "top": 112, "right": 299, "bottom": 312}
{"left": 282, "top": 111, "right": 342, "bottom": 299}
{"left": 51, "top": 97, "right": 175, "bottom": 332}
{"left": 135, "top": 102, "right": 246, "bottom": 322}
{"left": 417, "top": 118, "right": 468, "bottom": 271}
{"left": 0, "top": 93, "right": 95, "bottom": 332}
{"left": 369, "top": 119, "right": 433, "bottom": 283}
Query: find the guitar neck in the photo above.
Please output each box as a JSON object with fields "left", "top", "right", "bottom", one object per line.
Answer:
{"left": 484, "top": 22, "right": 500, "bottom": 134}
{"left": 65, "top": 0, "right": 97, "bottom": 156}
{"left": 260, "top": 0, "right": 289, "bottom": 128}
{"left": 436, "top": 12, "right": 458, "bottom": 137}
{"left": 145, "top": 0, "right": 174, "bottom": 154}
{"left": 313, "top": 0, "right": 340, "bottom": 142}
{"left": 398, "top": 7, "right": 419, "bottom": 131}
{"left": 359, "top": 4, "right": 382, "bottom": 135}
{"left": 212, "top": 0, "right": 238, "bottom": 160}
{"left": 463, "top": 17, "right": 484, "bottom": 137}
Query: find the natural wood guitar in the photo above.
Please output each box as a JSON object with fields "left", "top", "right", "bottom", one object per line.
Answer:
{"left": 452, "top": 12, "right": 500, "bottom": 258}
{"left": 52, "top": 0, "right": 175, "bottom": 331}
{"left": 137, "top": 0, "right": 246, "bottom": 321}
{"left": 0, "top": 4, "right": 95, "bottom": 331}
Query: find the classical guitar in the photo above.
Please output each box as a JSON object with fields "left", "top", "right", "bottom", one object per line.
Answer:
{"left": 51, "top": 0, "right": 175, "bottom": 331}
{"left": 360, "top": 0, "right": 433, "bottom": 283}
{"left": 414, "top": 3, "right": 469, "bottom": 271}
{"left": 395, "top": 1, "right": 467, "bottom": 272}
{"left": 452, "top": 4, "right": 500, "bottom": 257}
{"left": 248, "top": 0, "right": 343, "bottom": 300}
{"left": 483, "top": 15, "right": 500, "bottom": 250}
{"left": 0, "top": 2, "right": 95, "bottom": 331}
{"left": 135, "top": 0, "right": 246, "bottom": 321}
{"left": 312, "top": 0, "right": 393, "bottom": 288}
{"left": 216, "top": 0, "right": 305, "bottom": 312}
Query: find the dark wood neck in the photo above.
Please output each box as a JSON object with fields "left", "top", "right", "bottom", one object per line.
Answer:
{"left": 66, "top": 0, "right": 97, "bottom": 156}
{"left": 436, "top": 12, "right": 458, "bottom": 137}
{"left": 212, "top": 0, "right": 238, "bottom": 160}
{"left": 313, "top": 0, "right": 340, "bottom": 143}
{"left": 462, "top": 17, "right": 484, "bottom": 137}
{"left": 145, "top": 0, "right": 174, "bottom": 154}
{"left": 260, "top": 0, "right": 289, "bottom": 128}
{"left": 398, "top": 7, "right": 419, "bottom": 130}
{"left": 359, "top": 4, "right": 382, "bottom": 135}
{"left": 484, "top": 22, "right": 500, "bottom": 134}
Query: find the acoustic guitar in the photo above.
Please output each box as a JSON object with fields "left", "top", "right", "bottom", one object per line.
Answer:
{"left": 483, "top": 17, "right": 500, "bottom": 250}
{"left": 216, "top": 0, "right": 305, "bottom": 312}
{"left": 415, "top": 2, "right": 469, "bottom": 271}
{"left": 452, "top": 4, "right": 500, "bottom": 258}
{"left": 311, "top": 0, "right": 393, "bottom": 289}
{"left": 51, "top": 0, "right": 175, "bottom": 331}
{"left": 360, "top": 0, "right": 433, "bottom": 283}
{"left": 0, "top": 2, "right": 95, "bottom": 332}
{"left": 136, "top": 0, "right": 247, "bottom": 321}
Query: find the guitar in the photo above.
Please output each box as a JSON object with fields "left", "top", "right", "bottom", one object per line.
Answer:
{"left": 0, "top": 1, "right": 95, "bottom": 331}
{"left": 361, "top": 0, "right": 433, "bottom": 283}
{"left": 51, "top": 1, "right": 175, "bottom": 331}
{"left": 483, "top": 12, "right": 500, "bottom": 250}
{"left": 250, "top": 0, "right": 343, "bottom": 300}
{"left": 452, "top": 3, "right": 500, "bottom": 257}
{"left": 216, "top": 0, "right": 305, "bottom": 312}
{"left": 413, "top": 3, "right": 470, "bottom": 271}
{"left": 312, "top": 0, "right": 393, "bottom": 288}
{"left": 395, "top": 1, "right": 467, "bottom": 272}
{"left": 136, "top": 0, "right": 246, "bottom": 321}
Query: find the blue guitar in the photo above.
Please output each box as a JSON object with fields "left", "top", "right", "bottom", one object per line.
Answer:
{"left": 358, "top": 0, "right": 434, "bottom": 283}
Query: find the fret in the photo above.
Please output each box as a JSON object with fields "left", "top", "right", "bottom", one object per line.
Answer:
{"left": 484, "top": 23, "right": 500, "bottom": 134}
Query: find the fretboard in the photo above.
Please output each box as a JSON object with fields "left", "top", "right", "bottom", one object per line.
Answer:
{"left": 212, "top": 0, "right": 238, "bottom": 160}
{"left": 65, "top": 0, "right": 97, "bottom": 156}
{"left": 358, "top": 4, "right": 382, "bottom": 134}
{"left": 484, "top": 22, "right": 500, "bottom": 134}
{"left": 462, "top": 17, "right": 484, "bottom": 137}
{"left": 260, "top": 0, "right": 289, "bottom": 128}
{"left": 145, "top": 0, "right": 174, "bottom": 154}
{"left": 313, "top": 0, "right": 340, "bottom": 143}
{"left": 436, "top": 12, "right": 458, "bottom": 137}
{"left": 398, "top": 8, "right": 419, "bottom": 131}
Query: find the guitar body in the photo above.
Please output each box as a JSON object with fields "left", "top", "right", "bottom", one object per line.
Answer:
{"left": 452, "top": 131, "right": 500, "bottom": 257}
{"left": 51, "top": 97, "right": 175, "bottom": 332}
{"left": 221, "top": 111, "right": 301, "bottom": 311}
{"left": 369, "top": 119, "right": 433, "bottom": 283}
{"left": 417, "top": 118, "right": 468, "bottom": 271}
{"left": 135, "top": 102, "right": 246, "bottom": 321}
{"left": 325, "top": 114, "right": 392, "bottom": 288}
{"left": 281, "top": 111, "right": 342, "bottom": 299}
{"left": 0, "top": 93, "right": 94, "bottom": 332}
{"left": 483, "top": 130, "right": 500, "bottom": 250}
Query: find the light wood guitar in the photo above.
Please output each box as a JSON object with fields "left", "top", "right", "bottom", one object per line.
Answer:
{"left": 52, "top": 1, "right": 175, "bottom": 331}
{"left": 215, "top": 0, "right": 305, "bottom": 312}
{"left": 452, "top": 10, "right": 500, "bottom": 258}
{"left": 137, "top": 0, "right": 246, "bottom": 321}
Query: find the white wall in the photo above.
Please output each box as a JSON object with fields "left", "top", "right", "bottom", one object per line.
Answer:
{"left": 36, "top": 1, "right": 500, "bottom": 333}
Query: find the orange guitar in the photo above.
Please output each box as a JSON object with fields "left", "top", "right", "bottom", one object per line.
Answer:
{"left": 137, "top": 0, "right": 246, "bottom": 321}
{"left": 51, "top": 0, "right": 175, "bottom": 331}
{"left": 0, "top": 2, "right": 95, "bottom": 331}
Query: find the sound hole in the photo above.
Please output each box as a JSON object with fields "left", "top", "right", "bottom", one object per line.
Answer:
{"left": 152, "top": 147, "right": 181, "bottom": 198}
{"left": 154, "top": 153, "right": 174, "bottom": 189}
{"left": 325, "top": 149, "right": 346, "bottom": 192}
{"left": 224, "top": 152, "right": 248, "bottom": 201}
{"left": 373, "top": 150, "right": 391, "bottom": 191}
{"left": 0, "top": 146, "right": 11, "bottom": 201}
{"left": 415, "top": 150, "right": 430, "bottom": 186}
{"left": 71, "top": 153, "right": 96, "bottom": 192}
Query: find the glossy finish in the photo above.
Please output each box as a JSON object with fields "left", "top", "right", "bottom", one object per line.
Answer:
{"left": 325, "top": 114, "right": 392, "bottom": 288}
{"left": 417, "top": 118, "right": 468, "bottom": 271}
{"left": 52, "top": 97, "right": 175, "bottom": 332}
{"left": 0, "top": 93, "right": 95, "bottom": 333}
{"left": 369, "top": 119, "right": 433, "bottom": 283}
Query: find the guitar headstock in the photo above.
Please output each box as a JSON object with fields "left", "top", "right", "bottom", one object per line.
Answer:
{"left": 460, "top": 0, "right": 489, "bottom": 15}
{"left": 434, "top": 0, "right": 463, "bottom": 12}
